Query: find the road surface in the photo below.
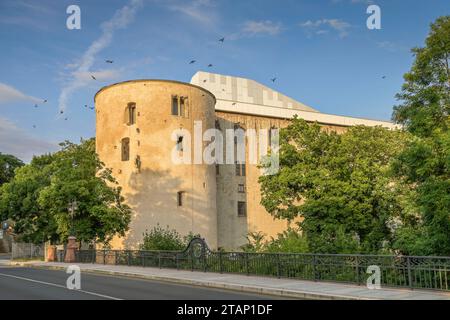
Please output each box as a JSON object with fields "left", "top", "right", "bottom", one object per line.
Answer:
{"left": 0, "top": 266, "right": 280, "bottom": 300}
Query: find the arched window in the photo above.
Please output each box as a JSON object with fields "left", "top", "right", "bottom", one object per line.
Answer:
{"left": 121, "top": 138, "right": 130, "bottom": 161}
{"left": 125, "top": 103, "right": 136, "bottom": 125}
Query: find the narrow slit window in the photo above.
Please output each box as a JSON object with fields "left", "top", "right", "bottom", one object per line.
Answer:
{"left": 121, "top": 138, "right": 130, "bottom": 161}
{"left": 177, "top": 191, "right": 185, "bottom": 207}
{"left": 176, "top": 136, "right": 184, "bottom": 152}
{"left": 172, "top": 96, "right": 179, "bottom": 115}
{"left": 180, "top": 97, "right": 186, "bottom": 117}
{"left": 127, "top": 103, "right": 136, "bottom": 125}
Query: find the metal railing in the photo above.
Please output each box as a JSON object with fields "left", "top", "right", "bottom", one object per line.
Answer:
{"left": 12, "top": 242, "right": 44, "bottom": 260}
{"left": 59, "top": 238, "right": 450, "bottom": 291}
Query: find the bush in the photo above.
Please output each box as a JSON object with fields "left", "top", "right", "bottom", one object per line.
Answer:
{"left": 140, "top": 225, "right": 185, "bottom": 251}
{"left": 140, "top": 225, "right": 202, "bottom": 251}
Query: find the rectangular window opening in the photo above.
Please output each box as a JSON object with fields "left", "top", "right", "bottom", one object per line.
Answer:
{"left": 237, "top": 201, "right": 247, "bottom": 217}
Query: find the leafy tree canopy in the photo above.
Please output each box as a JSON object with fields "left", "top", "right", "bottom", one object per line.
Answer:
{"left": 0, "top": 139, "right": 131, "bottom": 245}
{"left": 0, "top": 153, "right": 24, "bottom": 186}
{"left": 392, "top": 16, "right": 450, "bottom": 256}
{"left": 259, "top": 118, "right": 410, "bottom": 254}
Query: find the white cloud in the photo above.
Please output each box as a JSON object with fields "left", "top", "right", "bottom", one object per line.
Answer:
{"left": 242, "top": 20, "right": 282, "bottom": 36}
{"left": 299, "top": 19, "right": 351, "bottom": 38}
{"left": 58, "top": 0, "right": 143, "bottom": 112}
{"left": 227, "top": 20, "right": 283, "bottom": 40}
{"left": 0, "top": 117, "right": 57, "bottom": 162}
{"left": 0, "top": 83, "right": 41, "bottom": 105}
{"left": 168, "top": 0, "right": 215, "bottom": 25}
{"left": 377, "top": 41, "right": 408, "bottom": 53}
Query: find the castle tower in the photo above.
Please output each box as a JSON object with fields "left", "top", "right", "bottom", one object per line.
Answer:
{"left": 95, "top": 80, "right": 218, "bottom": 249}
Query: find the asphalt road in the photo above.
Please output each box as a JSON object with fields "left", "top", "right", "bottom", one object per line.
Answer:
{"left": 0, "top": 266, "right": 280, "bottom": 300}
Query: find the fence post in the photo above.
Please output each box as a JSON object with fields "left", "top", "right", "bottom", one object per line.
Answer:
{"left": 407, "top": 257, "right": 413, "bottom": 289}
{"left": 127, "top": 251, "right": 131, "bottom": 266}
{"left": 158, "top": 252, "right": 161, "bottom": 269}
{"left": 103, "top": 249, "right": 106, "bottom": 265}
{"left": 115, "top": 251, "right": 118, "bottom": 265}
{"left": 219, "top": 252, "right": 223, "bottom": 274}
{"left": 276, "top": 254, "right": 281, "bottom": 279}
{"left": 245, "top": 253, "right": 250, "bottom": 276}
{"left": 355, "top": 256, "right": 360, "bottom": 285}
{"left": 313, "top": 254, "right": 318, "bottom": 282}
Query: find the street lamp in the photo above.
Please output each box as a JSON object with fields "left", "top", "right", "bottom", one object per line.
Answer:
{"left": 68, "top": 200, "right": 78, "bottom": 237}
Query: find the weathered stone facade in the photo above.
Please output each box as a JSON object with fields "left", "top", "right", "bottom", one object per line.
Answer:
{"left": 95, "top": 72, "right": 397, "bottom": 250}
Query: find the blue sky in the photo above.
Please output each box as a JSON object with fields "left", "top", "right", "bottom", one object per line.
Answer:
{"left": 0, "top": 0, "right": 448, "bottom": 161}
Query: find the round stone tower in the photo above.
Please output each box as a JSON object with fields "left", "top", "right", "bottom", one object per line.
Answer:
{"left": 95, "top": 80, "right": 218, "bottom": 249}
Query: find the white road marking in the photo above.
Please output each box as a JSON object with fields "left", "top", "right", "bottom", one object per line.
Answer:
{"left": 0, "top": 271, "right": 122, "bottom": 300}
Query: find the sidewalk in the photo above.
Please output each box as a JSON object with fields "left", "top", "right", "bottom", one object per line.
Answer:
{"left": 10, "top": 261, "right": 450, "bottom": 300}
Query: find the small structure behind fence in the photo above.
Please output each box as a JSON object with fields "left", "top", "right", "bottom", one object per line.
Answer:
{"left": 56, "top": 238, "right": 450, "bottom": 292}
{"left": 12, "top": 242, "right": 44, "bottom": 260}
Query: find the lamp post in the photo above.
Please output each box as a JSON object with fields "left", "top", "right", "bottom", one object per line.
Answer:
{"left": 68, "top": 200, "right": 78, "bottom": 237}
{"left": 65, "top": 200, "right": 78, "bottom": 263}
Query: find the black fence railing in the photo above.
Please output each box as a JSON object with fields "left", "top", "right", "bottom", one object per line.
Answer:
{"left": 57, "top": 238, "right": 450, "bottom": 292}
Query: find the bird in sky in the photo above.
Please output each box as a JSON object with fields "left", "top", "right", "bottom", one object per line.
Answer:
{"left": 43, "top": 99, "right": 47, "bottom": 103}
{"left": 32, "top": 125, "right": 36, "bottom": 128}
{"left": 105, "top": 60, "right": 114, "bottom": 64}
{"left": 271, "top": 77, "right": 277, "bottom": 83}
{"left": 90, "top": 106, "right": 95, "bottom": 110}
{"left": 60, "top": 110, "right": 64, "bottom": 114}
{"left": 64, "top": 117, "right": 68, "bottom": 121}
{"left": 91, "top": 75, "right": 97, "bottom": 80}
{"left": 84, "top": 104, "right": 88, "bottom": 108}
{"left": 189, "top": 60, "right": 196, "bottom": 64}
{"left": 219, "top": 37, "right": 225, "bottom": 43}
{"left": 208, "top": 64, "right": 213, "bottom": 67}
{"left": 382, "top": 76, "right": 386, "bottom": 79}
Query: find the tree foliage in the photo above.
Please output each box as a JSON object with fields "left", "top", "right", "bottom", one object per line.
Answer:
{"left": 392, "top": 16, "right": 450, "bottom": 255}
{"left": 0, "top": 139, "right": 131, "bottom": 245}
{"left": 259, "top": 118, "right": 409, "bottom": 254}
{"left": 0, "top": 153, "right": 24, "bottom": 186}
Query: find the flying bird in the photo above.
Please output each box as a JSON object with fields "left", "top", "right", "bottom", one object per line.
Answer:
{"left": 43, "top": 99, "right": 47, "bottom": 103}
{"left": 382, "top": 76, "right": 386, "bottom": 79}
{"left": 189, "top": 60, "right": 196, "bottom": 64}
{"left": 271, "top": 77, "right": 277, "bottom": 83}
{"left": 90, "top": 106, "right": 95, "bottom": 110}
{"left": 60, "top": 110, "right": 64, "bottom": 114}
{"left": 208, "top": 64, "right": 213, "bottom": 67}
{"left": 91, "top": 75, "right": 97, "bottom": 80}
{"left": 219, "top": 37, "right": 225, "bottom": 43}
{"left": 105, "top": 60, "right": 114, "bottom": 64}
{"left": 32, "top": 125, "right": 36, "bottom": 128}
{"left": 84, "top": 104, "right": 88, "bottom": 108}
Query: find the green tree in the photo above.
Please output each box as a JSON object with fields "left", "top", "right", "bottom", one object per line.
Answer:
{"left": 0, "top": 153, "right": 24, "bottom": 186}
{"left": 259, "top": 118, "right": 409, "bottom": 254}
{"left": 0, "top": 154, "right": 57, "bottom": 243}
{"left": 0, "top": 139, "right": 131, "bottom": 245}
{"left": 392, "top": 16, "right": 450, "bottom": 255}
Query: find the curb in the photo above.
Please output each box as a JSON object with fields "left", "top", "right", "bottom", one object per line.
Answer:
{"left": 24, "top": 263, "right": 369, "bottom": 300}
